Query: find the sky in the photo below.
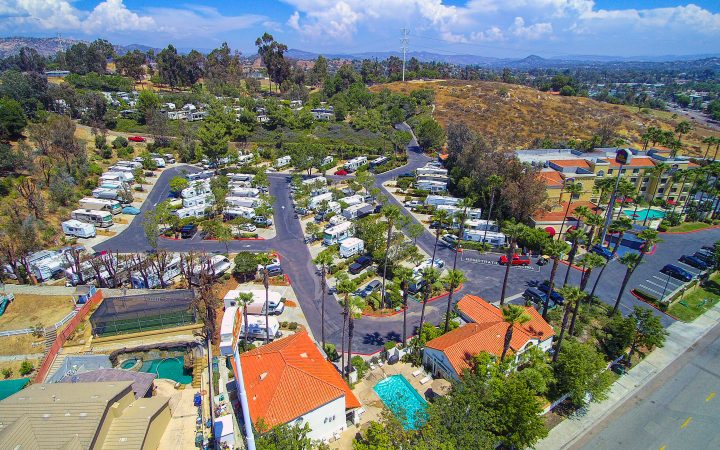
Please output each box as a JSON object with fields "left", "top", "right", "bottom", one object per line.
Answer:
{"left": 1, "top": 0, "right": 719, "bottom": 58}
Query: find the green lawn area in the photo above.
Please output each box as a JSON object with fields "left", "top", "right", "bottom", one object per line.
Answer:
{"left": 667, "top": 222, "right": 713, "bottom": 233}
{"left": 667, "top": 273, "right": 720, "bottom": 321}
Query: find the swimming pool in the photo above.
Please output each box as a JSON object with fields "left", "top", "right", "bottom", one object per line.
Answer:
{"left": 119, "top": 358, "right": 138, "bottom": 369}
{"left": 140, "top": 358, "right": 193, "bottom": 384}
{"left": 623, "top": 208, "right": 666, "bottom": 221}
{"left": 373, "top": 375, "right": 427, "bottom": 429}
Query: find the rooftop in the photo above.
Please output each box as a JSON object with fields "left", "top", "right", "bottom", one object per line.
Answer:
{"left": 59, "top": 369, "right": 156, "bottom": 399}
{"left": 532, "top": 200, "right": 601, "bottom": 224}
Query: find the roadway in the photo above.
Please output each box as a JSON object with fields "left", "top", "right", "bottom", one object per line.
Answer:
{"left": 574, "top": 317, "right": 720, "bottom": 450}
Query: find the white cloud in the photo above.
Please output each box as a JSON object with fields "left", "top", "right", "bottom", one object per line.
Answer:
{"left": 82, "top": 0, "right": 154, "bottom": 33}
{"left": 509, "top": 16, "right": 553, "bottom": 40}
{"left": 469, "top": 26, "right": 504, "bottom": 42}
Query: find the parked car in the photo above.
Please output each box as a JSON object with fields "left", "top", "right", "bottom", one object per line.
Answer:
{"left": 678, "top": 255, "right": 707, "bottom": 270}
{"left": 163, "top": 153, "right": 176, "bottom": 164}
{"left": 239, "top": 223, "right": 257, "bottom": 232}
{"left": 128, "top": 136, "right": 146, "bottom": 142}
{"left": 499, "top": 254, "right": 531, "bottom": 266}
{"left": 538, "top": 281, "right": 564, "bottom": 305}
{"left": 523, "top": 287, "right": 550, "bottom": 308}
{"left": 404, "top": 200, "right": 423, "bottom": 209}
{"left": 254, "top": 216, "right": 273, "bottom": 226}
{"left": 397, "top": 172, "right": 415, "bottom": 178}
{"left": 357, "top": 280, "right": 381, "bottom": 298}
{"left": 661, "top": 264, "right": 693, "bottom": 282}
{"left": 407, "top": 279, "right": 427, "bottom": 295}
{"left": 334, "top": 169, "right": 348, "bottom": 176}
{"left": 441, "top": 234, "right": 458, "bottom": 246}
{"left": 590, "top": 244, "right": 614, "bottom": 260}
{"left": 180, "top": 224, "right": 197, "bottom": 239}
{"left": 122, "top": 206, "right": 141, "bottom": 215}
{"left": 429, "top": 221, "right": 449, "bottom": 230}
{"left": 266, "top": 264, "right": 283, "bottom": 277}
{"left": 349, "top": 255, "right": 372, "bottom": 275}
{"left": 694, "top": 250, "right": 715, "bottom": 265}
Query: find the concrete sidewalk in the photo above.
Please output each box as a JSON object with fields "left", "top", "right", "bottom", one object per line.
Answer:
{"left": 535, "top": 303, "right": 720, "bottom": 450}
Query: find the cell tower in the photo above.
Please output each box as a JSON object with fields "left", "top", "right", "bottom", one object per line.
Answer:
{"left": 401, "top": 28, "right": 409, "bottom": 82}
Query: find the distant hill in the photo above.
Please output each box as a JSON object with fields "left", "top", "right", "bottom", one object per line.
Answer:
{"left": 0, "top": 37, "right": 80, "bottom": 57}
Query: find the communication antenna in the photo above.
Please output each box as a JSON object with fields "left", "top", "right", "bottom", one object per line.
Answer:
{"left": 401, "top": 28, "right": 409, "bottom": 82}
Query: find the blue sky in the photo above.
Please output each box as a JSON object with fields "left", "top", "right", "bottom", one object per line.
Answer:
{"left": 2, "top": 1, "right": 719, "bottom": 58}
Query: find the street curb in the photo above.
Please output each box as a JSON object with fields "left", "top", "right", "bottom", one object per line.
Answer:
{"left": 659, "top": 225, "right": 720, "bottom": 235}
{"left": 629, "top": 289, "right": 678, "bottom": 320}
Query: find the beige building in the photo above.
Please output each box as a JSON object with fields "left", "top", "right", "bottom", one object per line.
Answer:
{"left": 0, "top": 381, "right": 170, "bottom": 450}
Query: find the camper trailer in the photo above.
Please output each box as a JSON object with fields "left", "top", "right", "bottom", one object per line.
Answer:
{"left": 424, "top": 195, "right": 461, "bottom": 207}
{"left": 328, "top": 215, "right": 348, "bottom": 227}
{"left": 79, "top": 198, "right": 122, "bottom": 215}
{"left": 323, "top": 221, "right": 355, "bottom": 245}
{"left": 338, "top": 194, "right": 364, "bottom": 207}
{"left": 464, "top": 219, "right": 498, "bottom": 232}
{"left": 343, "top": 156, "right": 368, "bottom": 172}
{"left": 463, "top": 229, "right": 507, "bottom": 246}
{"left": 240, "top": 315, "right": 281, "bottom": 341}
{"left": 101, "top": 171, "right": 134, "bottom": 183}
{"left": 181, "top": 182, "right": 212, "bottom": 199}
{"left": 228, "top": 180, "right": 252, "bottom": 189}
{"left": 130, "top": 254, "right": 182, "bottom": 288}
{"left": 223, "top": 288, "right": 284, "bottom": 315}
{"left": 186, "top": 170, "right": 214, "bottom": 182}
{"left": 342, "top": 202, "right": 372, "bottom": 220}
{"left": 92, "top": 187, "right": 122, "bottom": 202}
{"left": 274, "top": 155, "right": 291, "bottom": 168}
{"left": 173, "top": 205, "right": 208, "bottom": 219}
{"left": 302, "top": 176, "right": 327, "bottom": 188}
{"left": 309, "top": 192, "right": 334, "bottom": 210}
{"left": 339, "top": 238, "right": 364, "bottom": 258}
{"left": 229, "top": 187, "right": 260, "bottom": 198}
{"left": 115, "top": 160, "right": 142, "bottom": 170}
{"left": 369, "top": 156, "right": 389, "bottom": 170}
{"left": 224, "top": 206, "right": 256, "bottom": 220}
{"left": 226, "top": 196, "right": 260, "bottom": 209}
{"left": 237, "top": 153, "right": 254, "bottom": 165}
{"left": 228, "top": 173, "right": 254, "bottom": 183}
{"left": 62, "top": 219, "right": 96, "bottom": 238}
{"left": 182, "top": 194, "right": 215, "bottom": 208}
{"left": 219, "top": 307, "right": 237, "bottom": 356}
{"left": 416, "top": 180, "right": 448, "bottom": 193}
{"left": 71, "top": 209, "right": 113, "bottom": 228}
{"left": 27, "top": 250, "right": 66, "bottom": 282}
{"left": 435, "top": 205, "right": 483, "bottom": 221}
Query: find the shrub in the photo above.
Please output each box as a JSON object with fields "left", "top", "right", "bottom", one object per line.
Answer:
{"left": 1, "top": 368, "right": 12, "bottom": 379}
{"left": 112, "top": 136, "right": 128, "bottom": 149}
{"left": 351, "top": 355, "right": 369, "bottom": 379}
{"left": 19, "top": 361, "right": 34, "bottom": 376}
{"left": 288, "top": 322, "right": 298, "bottom": 330}
{"left": 324, "top": 343, "right": 339, "bottom": 361}
{"left": 280, "top": 321, "right": 289, "bottom": 328}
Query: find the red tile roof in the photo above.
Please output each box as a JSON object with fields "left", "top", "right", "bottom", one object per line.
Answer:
{"left": 548, "top": 159, "right": 592, "bottom": 169}
{"left": 240, "top": 331, "right": 361, "bottom": 429}
{"left": 606, "top": 156, "right": 656, "bottom": 168}
{"left": 538, "top": 170, "right": 564, "bottom": 187}
{"left": 426, "top": 295, "right": 554, "bottom": 375}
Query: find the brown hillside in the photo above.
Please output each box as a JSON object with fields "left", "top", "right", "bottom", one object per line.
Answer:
{"left": 372, "top": 79, "right": 719, "bottom": 155}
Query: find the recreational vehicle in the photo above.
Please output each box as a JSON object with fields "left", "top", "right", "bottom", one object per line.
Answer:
{"left": 369, "top": 156, "right": 389, "bottom": 169}
{"left": 309, "top": 192, "right": 333, "bottom": 210}
{"left": 240, "top": 315, "right": 281, "bottom": 341}
{"left": 339, "top": 238, "right": 364, "bottom": 258}
{"left": 27, "top": 250, "right": 66, "bottom": 282}
{"left": 92, "top": 187, "right": 122, "bottom": 202}
{"left": 323, "top": 221, "right": 355, "bottom": 245}
{"left": 229, "top": 187, "right": 260, "bottom": 198}
{"left": 130, "top": 254, "right": 182, "bottom": 289}
{"left": 181, "top": 182, "right": 212, "bottom": 199}
{"left": 62, "top": 219, "right": 96, "bottom": 238}
{"left": 302, "top": 176, "right": 327, "bottom": 188}
{"left": 182, "top": 194, "right": 215, "bottom": 208}
{"left": 338, "top": 194, "right": 364, "bottom": 207}
{"left": 173, "top": 205, "right": 208, "bottom": 219}
{"left": 425, "top": 195, "right": 461, "bottom": 207}
{"left": 342, "top": 202, "right": 372, "bottom": 220}
{"left": 435, "top": 205, "right": 483, "bottom": 221}
{"left": 464, "top": 219, "right": 498, "bottom": 232}
{"left": 220, "top": 307, "right": 237, "bottom": 356}
{"left": 71, "top": 209, "right": 114, "bottom": 228}
{"left": 228, "top": 173, "right": 254, "bottom": 183}
{"left": 343, "top": 156, "right": 368, "bottom": 172}
{"left": 79, "top": 198, "right": 122, "bottom": 215}
{"left": 274, "top": 155, "right": 291, "bottom": 168}
{"left": 186, "top": 170, "right": 215, "bottom": 182}
{"left": 223, "top": 288, "right": 284, "bottom": 315}
{"left": 115, "top": 160, "right": 142, "bottom": 170}
{"left": 237, "top": 153, "right": 254, "bottom": 165}
{"left": 224, "top": 206, "right": 256, "bottom": 220}
{"left": 328, "top": 215, "right": 348, "bottom": 227}
{"left": 416, "top": 179, "right": 448, "bottom": 193}
{"left": 101, "top": 171, "right": 134, "bottom": 183}
{"left": 463, "top": 229, "right": 507, "bottom": 246}
{"left": 226, "top": 196, "right": 260, "bottom": 209}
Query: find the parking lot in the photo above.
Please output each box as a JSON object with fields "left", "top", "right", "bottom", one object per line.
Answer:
{"left": 461, "top": 251, "right": 541, "bottom": 273}
{"left": 636, "top": 259, "right": 706, "bottom": 303}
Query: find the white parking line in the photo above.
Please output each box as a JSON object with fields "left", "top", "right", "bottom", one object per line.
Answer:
{"left": 639, "top": 284, "right": 663, "bottom": 296}
{"left": 652, "top": 275, "right": 682, "bottom": 288}
{"left": 676, "top": 262, "right": 702, "bottom": 274}
{"left": 644, "top": 279, "right": 667, "bottom": 289}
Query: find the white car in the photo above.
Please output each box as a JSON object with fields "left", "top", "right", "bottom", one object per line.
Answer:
{"left": 240, "top": 223, "right": 257, "bottom": 232}
{"left": 404, "top": 200, "right": 423, "bottom": 209}
{"left": 413, "top": 258, "right": 445, "bottom": 275}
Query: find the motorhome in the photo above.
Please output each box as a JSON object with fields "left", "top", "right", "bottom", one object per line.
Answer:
{"left": 328, "top": 215, "right": 348, "bottom": 227}
{"left": 339, "top": 238, "right": 364, "bottom": 258}
{"left": 463, "top": 229, "right": 507, "bottom": 246}
{"left": 416, "top": 179, "right": 448, "bottom": 193}
{"left": 237, "top": 153, "right": 254, "bottom": 165}
{"left": 223, "top": 288, "right": 284, "bottom": 315}
{"left": 464, "top": 219, "right": 499, "bottom": 232}
{"left": 228, "top": 173, "right": 254, "bottom": 183}
{"left": 275, "top": 155, "right": 291, "bottom": 168}
{"left": 101, "top": 171, "right": 134, "bottom": 184}
{"left": 337, "top": 194, "right": 364, "bottom": 207}
{"left": 71, "top": 209, "right": 113, "bottom": 228}
{"left": 239, "top": 315, "right": 281, "bottom": 341}
{"left": 228, "top": 180, "right": 252, "bottom": 189}
{"left": 424, "top": 195, "right": 461, "bottom": 207}
{"left": 369, "top": 156, "right": 389, "bottom": 169}
{"left": 190, "top": 255, "right": 232, "bottom": 284}
{"left": 186, "top": 170, "right": 215, "bottom": 182}
{"left": 224, "top": 206, "right": 256, "bottom": 220}
{"left": 107, "top": 165, "right": 135, "bottom": 175}
{"left": 342, "top": 202, "right": 372, "bottom": 220}
{"left": 181, "top": 182, "right": 212, "bottom": 199}
{"left": 302, "top": 176, "right": 327, "bottom": 188}
{"left": 173, "top": 205, "right": 208, "bottom": 219}
{"left": 115, "top": 160, "right": 142, "bottom": 170}
{"left": 229, "top": 187, "right": 260, "bottom": 198}
{"left": 182, "top": 194, "right": 215, "bottom": 208}
{"left": 321, "top": 155, "right": 333, "bottom": 166}
{"left": 27, "top": 250, "right": 66, "bottom": 282}
{"left": 92, "top": 187, "right": 122, "bottom": 202}
{"left": 219, "top": 306, "right": 237, "bottom": 356}
{"left": 130, "top": 254, "right": 182, "bottom": 288}
{"left": 226, "top": 196, "right": 260, "bottom": 209}
{"left": 98, "top": 180, "right": 126, "bottom": 190}
{"left": 323, "top": 221, "right": 355, "bottom": 245}
{"left": 325, "top": 201, "right": 341, "bottom": 215}
{"left": 416, "top": 166, "right": 448, "bottom": 177}
{"left": 79, "top": 198, "right": 122, "bottom": 215}
{"left": 62, "top": 219, "right": 96, "bottom": 238}
{"left": 343, "top": 156, "right": 368, "bottom": 172}
{"left": 309, "top": 192, "right": 334, "bottom": 210}
{"left": 435, "top": 205, "right": 483, "bottom": 221}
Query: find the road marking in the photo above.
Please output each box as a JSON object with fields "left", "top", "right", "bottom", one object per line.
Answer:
{"left": 639, "top": 284, "right": 663, "bottom": 296}
{"left": 707, "top": 392, "right": 716, "bottom": 402}
{"left": 680, "top": 416, "right": 692, "bottom": 429}
{"left": 644, "top": 279, "right": 666, "bottom": 289}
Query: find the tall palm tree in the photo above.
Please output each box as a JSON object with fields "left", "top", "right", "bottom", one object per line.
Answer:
{"left": 612, "top": 253, "right": 643, "bottom": 316}
{"left": 256, "top": 252, "right": 275, "bottom": 344}
{"left": 313, "top": 250, "right": 334, "bottom": 353}
{"left": 583, "top": 213, "right": 605, "bottom": 247}
{"left": 429, "top": 209, "right": 450, "bottom": 264}
{"left": 500, "top": 221, "right": 527, "bottom": 305}
{"left": 557, "top": 182, "right": 583, "bottom": 241}
{"left": 394, "top": 266, "right": 415, "bottom": 345}
{"left": 345, "top": 295, "right": 365, "bottom": 380}
{"left": 542, "top": 240, "right": 570, "bottom": 319}
{"left": 380, "top": 204, "right": 404, "bottom": 308}
{"left": 441, "top": 269, "right": 466, "bottom": 333}
{"left": 644, "top": 162, "right": 669, "bottom": 227}
{"left": 552, "top": 286, "right": 585, "bottom": 362}
{"left": 236, "top": 292, "right": 254, "bottom": 344}
{"left": 568, "top": 252, "right": 606, "bottom": 336}
{"left": 702, "top": 136, "right": 716, "bottom": 160}
{"left": 712, "top": 137, "right": 720, "bottom": 161}
{"left": 675, "top": 120, "right": 693, "bottom": 149}
{"left": 500, "top": 304, "right": 531, "bottom": 363}
{"left": 593, "top": 177, "right": 616, "bottom": 207}
{"left": 608, "top": 217, "right": 632, "bottom": 254}
{"left": 562, "top": 228, "right": 587, "bottom": 287}
{"left": 336, "top": 272, "right": 358, "bottom": 380}
{"left": 417, "top": 267, "right": 440, "bottom": 337}
{"left": 482, "top": 176, "right": 503, "bottom": 243}
{"left": 672, "top": 168, "right": 695, "bottom": 216}
{"left": 614, "top": 179, "right": 637, "bottom": 220}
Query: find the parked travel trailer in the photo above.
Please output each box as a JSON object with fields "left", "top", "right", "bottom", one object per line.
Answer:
{"left": 92, "top": 187, "right": 123, "bottom": 202}
{"left": 224, "top": 206, "right": 256, "bottom": 220}
{"left": 463, "top": 229, "right": 507, "bottom": 246}
{"left": 343, "top": 156, "right": 368, "bottom": 172}
{"left": 219, "top": 306, "right": 237, "bottom": 356}
{"left": 464, "top": 219, "right": 498, "bottom": 232}
{"left": 338, "top": 194, "right": 364, "bottom": 207}
{"left": 342, "top": 202, "right": 372, "bottom": 220}
{"left": 98, "top": 180, "right": 126, "bottom": 190}
{"left": 62, "top": 219, "right": 96, "bottom": 238}
{"left": 302, "top": 176, "right": 327, "bottom": 188}
{"left": 328, "top": 215, "right": 348, "bottom": 227}
{"left": 71, "top": 209, "right": 113, "bottom": 228}
{"left": 79, "top": 198, "right": 122, "bottom": 215}
{"left": 130, "top": 254, "right": 182, "bottom": 289}
{"left": 321, "top": 155, "right": 333, "bottom": 166}
{"left": 416, "top": 166, "right": 448, "bottom": 177}
{"left": 173, "top": 205, "right": 208, "bottom": 219}
{"left": 101, "top": 171, "right": 133, "bottom": 183}
{"left": 107, "top": 165, "right": 134, "bottom": 177}
{"left": 309, "top": 192, "right": 334, "bottom": 210}
{"left": 240, "top": 315, "right": 281, "bottom": 341}
{"left": 325, "top": 201, "right": 341, "bottom": 215}
{"left": 228, "top": 180, "right": 252, "bottom": 189}
{"left": 228, "top": 173, "right": 254, "bottom": 183}
{"left": 190, "top": 255, "right": 232, "bottom": 284}
{"left": 182, "top": 194, "right": 215, "bottom": 208}
{"left": 425, "top": 195, "right": 461, "bottom": 207}
{"left": 229, "top": 187, "right": 260, "bottom": 198}
{"left": 27, "top": 250, "right": 66, "bottom": 282}
{"left": 339, "top": 238, "right": 365, "bottom": 258}
{"left": 435, "top": 205, "right": 483, "bottom": 221}
{"left": 186, "top": 170, "right": 214, "bottom": 182}
{"left": 223, "top": 289, "right": 284, "bottom": 315}
{"left": 226, "top": 196, "right": 260, "bottom": 209}
{"left": 237, "top": 153, "right": 254, "bottom": 165}
{"left": 323, "top": 221, "right": 355, "bottom": 245}
{"left": 115, "top": 160, "right": 142, "bottom": 170}
{"left": 275, "top": 155, "right": 291, "bottom": 168}
{"left": 416, "top": 179, "right": 448, "bottom": 193}
{"left": 181, "top": 182, "right": 212, "bottom": 199}
{"left": 369, "top": 156, "right": 389, "bottom": 169}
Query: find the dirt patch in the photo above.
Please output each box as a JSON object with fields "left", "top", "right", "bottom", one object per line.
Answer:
{"left": 0, "top": 358, "right": 40, "bottom": 380}
{"left": 0, "top": 334, "right": 44, "bottom": 356}
{"left": 0, "top": 294, "right": 76, "bottom": 331}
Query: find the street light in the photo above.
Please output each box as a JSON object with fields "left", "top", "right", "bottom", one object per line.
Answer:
{"left": 599, "top": 149, "right": 633, "bottom": 247}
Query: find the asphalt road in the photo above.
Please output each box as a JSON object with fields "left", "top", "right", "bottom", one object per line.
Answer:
{"left": 574, "top": 318, "right": 720, "bottom": 450}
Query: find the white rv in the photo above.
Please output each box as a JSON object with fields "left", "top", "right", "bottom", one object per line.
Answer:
{"left": 425, "top": 195, "right": 461, "bottom": 207}
{"left": 237, "top": 153, "right": 254, "bottom": 165}
{"left": 224, "top": 206, "right": 256, "bottom": 220}
{"left": 342, "top": 202, "right": 372, "bottom": 220}
{"left": 101, "top": 171, "right": 134, "bottom": 183}
{"left": 302, "top": 176, "right": 327, "bottom": 188}
{"left": 323, "top": 221, "right": 355, "bottom": 245}
{"left": 274, "top": 155, "right": 291, "bottom": 168}
{"left": 416, "top": 179, "right": 448, "bottom": 193}
{"left": 228, "top": 173, "right": 254, "bottom": 183}
{"left": 186, "top": 170, "right": 214, "bottom": 182}
{"left": 343, "top": 156, "right": 368, "bottom": 172}
{"left": 62, "top": 219, "right": 96, "bottom": 238}
{"left": 226, "top": 196, "right": 260, "bottom": 209}
{"left": 223, "top": 288, "right": 284, "bottom": 315}
{"left": 464, "top": 219, "right": 498, "bottom": 232}
{"left": 240, "top": 315, "right": 281, "bottom": 341}
{"left": 27, "top": 250, "right": 65, "bottom": 282}
{"left": 220, "top": 307, "right": 238, "bottom": 356}
{"left": 339, "top": 238, "right": 364, "bottom": 258}
{"left": 182, "top": 194, "right": 215, "bottom": 208}
{"left": 337, "top": 194, "right": 364, "bottom": 207}
{"left": 92, "top": 187, "right": 121, "bottom": 201}
{"left": 71, "top": 209, "right": 113, "bottom": 228}
{"left": 181, "top": 182, "right": 211, "bottom": 199}
{"left": 309, "top": 192, "right": 333, "bottom": 210}
{"left": 328, "top": 215, "right": 348, "bottom": 227}
{"left": 229, "top": 187, "right": 260, "bottom": 198}
{"left": 115, "top": 160, "right": 142, "bottom": 170}
{"left": 463, "top": 229, "right": 507, "bottom": 246}
{"left": 130, "top": 254, "right": 182, "bottom": 288}
{"left": 79, "top": 198, "right": 122, "bottom": 215}
{"left": 173, "top": 205, "right": 208, "bottom": 219}
{"left": 436, "top": 205, "right": 483, "bottom": 221}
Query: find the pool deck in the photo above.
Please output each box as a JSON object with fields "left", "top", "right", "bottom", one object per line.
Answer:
{"left": 330, "top": 361, "right": 450, "bottom": 449}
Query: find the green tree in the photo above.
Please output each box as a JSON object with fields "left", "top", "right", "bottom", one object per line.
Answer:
{"left": 612, "top": 252, "right": 643, "bottom": 316}
{"left": 394, "top": 266, "right": 415, "bottom": 345}
{"left": 628, "top": 307, "right": 668, "bottom": 360}
{"left": 314, "top": 250, "right": 335, "bottom": 352}
{"left": 255, "top": 33, "right": 290, "bottom": 93}
{"left": 674, "top": 120, "right": 693, "bottom": 149}
{"left": 562, "top": 228, "right": 587, "bottom": 286}
{"left": 405, "top": 222, "right": 424, "bottom": 244}
{"left": 19, "top": 360, "right": 34, "bottom": 376}
{"left": 137, "top": 89, "right": 160, "bottom": 124}
{"left": 441, "top": 269, "right": 466, "bottom": 333}
{"left": 379, "top": 205, "right": 405, "bottom": 308}
{"left": 552, "top": 286, "right": 584, "bottom": 362}
{"left": 255, "top": 421, "right": 315, "bottom": 450}
{"left": 500, "top": 304, "right": 531, "bottom": 363}
{"left": 169, "top": 176, "right": 189, "bottom": 194}
{"left": 552, "top": 340, "right": 615, "bottom": 407}
{"left": 0, "top": 97, "right": 27, "bottom": 139}
{"left": 568, "top": 253, "right": 606, "bottom": 336}
{"left": 608, "top": 217, "right": 633, "bottom": 254}
{"left": 197, "top": 121, "right": 229, "bottom": 168}
{"left": 557, "top": 182, "right": 583, "bottom": 240}
{"left": 233, "top": 252, "right": 259, "bottom": 281}
{"left": 415, "top": 116, "right": 446, "bottom": 150}
{"left": 417, "top": 267, "right": 440, "bottom": 340}
{"left": 542, "top": 240, "right": 570, "bottom": 318}
{"left": 346, "top": 295, "right": 366, "bottom": 379}
{"left": 257, "top": 252, "right": 275, "bottom": 344}
{"left": 500, "top": 221, "right": 527, "bottom": 305}
{"left": 336, "top": 272, "right": 358, "bottom": 380}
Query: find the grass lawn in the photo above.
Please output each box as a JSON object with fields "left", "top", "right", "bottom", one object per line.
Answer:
{"left": 0, "top": 294, "right": 76, "bottom": 332}
{"left": 667, "top": 273, "right": 720, "bottom": 321}
{"left": 667, "top": 222, "right": 713, "bottom": 233}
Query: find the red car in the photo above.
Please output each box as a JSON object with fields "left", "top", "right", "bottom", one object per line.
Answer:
{"left": 128, "top": 136, "right": 146, "bottom": 143}
{"left": 499, "top": 254, "right": 531, "bottom": 266}
{"left": 334, "top": 169, "right": 348, "bottom": 176}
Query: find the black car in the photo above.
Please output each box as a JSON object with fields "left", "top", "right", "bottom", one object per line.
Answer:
{"left": 679, "top": 255, "right": 708, "bottom": 270}
{"left": 349, "top": 256, "right": 373, "bottom": 275}
{"left": 180, "top": 224, "right": 197, "bottom": 239}
{"left": 523, "top": 287, "right": 548, "bottom": 306}
{"left": 694, "top": 250, "right": 714, "bottom": 265}
{"left": 661, "top": 264, "right": 693, "bottom": 282}
{"left": 407, "top": 279, "right": 427, "bottom": 295}
{"left": 266, "top": 264, "right": 283, "bottom": 277}
{"left": 538, "top": 281, "right": 564, "bottom": 305}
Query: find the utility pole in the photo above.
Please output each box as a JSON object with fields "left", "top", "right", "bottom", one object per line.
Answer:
{"left": 401, "top": 28, "right": 409, "bottom": 82}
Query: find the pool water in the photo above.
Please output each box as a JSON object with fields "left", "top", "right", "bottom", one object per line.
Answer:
{"left": 140, "top": 358, "right": 193, "bottom": 384}
{"left": 373, "top": 375, "right": 427, "bottom": 429}
{"left": 120, "top": 358, "right": 138, "bottom": 369}
{"left": 624, "top": 208, "right": 666, "bottom": 221}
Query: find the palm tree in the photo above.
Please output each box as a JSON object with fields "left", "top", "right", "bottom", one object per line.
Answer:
{"left": 583, "top": 212, "right": 604, "bottom": 247}
{"left": 336, "top": 272, "right": 358, "bottom": 380}
{"left": 482, "top": 176, "right": 503, "bottom": 243}
{"left": 712, "top": 137, "right": 720, "bottom": 161}
{"left": 593, "top": 177, "right": 617, "bottom": 207}
{"left": 611, "top": 253, "right": 643, "bottom": 316}
{"left": 614, "top": 179, "right": 637, "bottom": 220}
{"left": 568, "top": 253, "right": 606, "bottom": 336}
{"left": 313, "top": 250, "right": 335, "bottom": 352}
{"left": 394, "top": 266, "right": 415, "bottom": 345}
{"left": 644, "top": 162, "right": 669, "bottom": 227}
{"left": 256, "top": 252, "right": 275, "bottom": 344}
{"left": 500, "top": 304, "right": 531, "bottom": 363}
{"left": 608, "top": 217, "right": 632, "bottom": 254}
{"left": 236, "top": 292, "right": 254, "bottom": 344}
{"left": 557, "top": 182, "right": 583, "bottom": 241}
{"left": 562, "top": 228, "right": 587, "bottom": 287}
{"left": 417, "top": 267, "right": 440, "bottom": 337}
{"left": 675, "top": 120, "right": 693, "bottom": 148}
{"left": 702, "top": 136, "right": 716, "bottom": 160}
{"left": 499, "top": 221, "right": 527, "bottom": 305}
{"left": 345, "top": 295, "right": 365, "bottom": 379}
{"left": 441, "top": 269, "right": 466, "bottom": 333}
{"left": 552, "top": 286, "right": 585, "bottom": 362}
{"left": 429, "top": 209, "right": 450, "bottom": 264}
{"left": 542, "top": 240, "right": 570, "bottom": 319}
{"left": 672, "top": 168, "right": 695, "bottom": 216}
{"left": 380, "top": 205, "right": 404, "bottom": 308}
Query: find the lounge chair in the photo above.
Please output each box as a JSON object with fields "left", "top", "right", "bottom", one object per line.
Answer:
{"left": 412, "top": 369, "right": 423, "bottom": 377}
{"left": 420, "top": 375, "right": 431, "bottom": 385}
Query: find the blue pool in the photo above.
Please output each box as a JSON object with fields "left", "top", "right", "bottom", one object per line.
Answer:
{"left": 623, "top": 208, "right": 665, "bottom": 221}
{"left": 373, "top": 375, "right": 427, "bottom": 429}
{"left": 140, "top": 358, "right": 192, "bottom": 384}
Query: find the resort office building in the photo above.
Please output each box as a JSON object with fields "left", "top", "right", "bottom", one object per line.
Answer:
{"left": 520, "top": 147, "right": 699, "bottom": 237}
